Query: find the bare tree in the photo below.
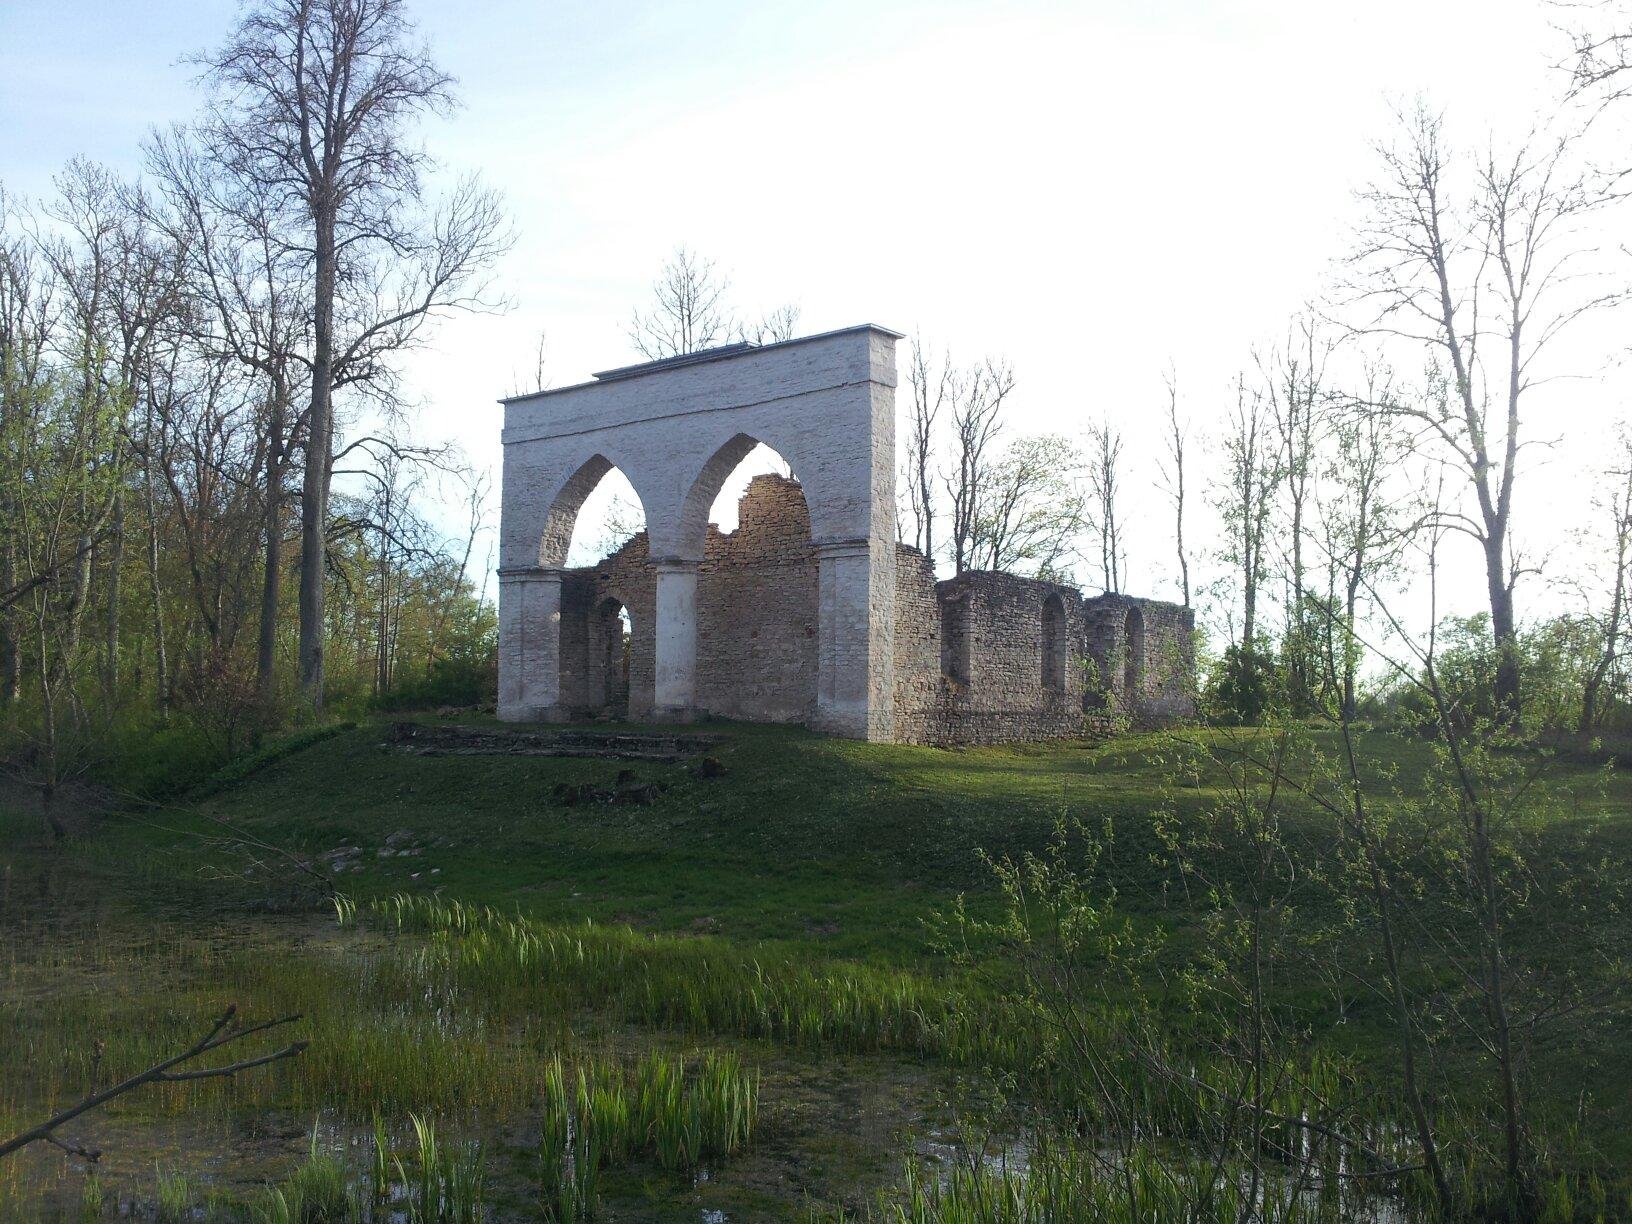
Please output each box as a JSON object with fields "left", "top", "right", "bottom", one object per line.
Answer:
{"left": 1578, "top": 425, "right": 1632, "bottom": 733}
{"left": 508, "top": 329, "right": 549, "bottom": 397}
{"left": 143, "top": 129, "right": 310, "bottom": 705}
{"left": 199, "top": 0, "right": 510, "bottom": 712}
{"left": 629, "top": 246, "right": 800, "bottom": 358}
{"left": 1343, "top": 102, "right": 1622, "bottom": 722}
{"left": 943, "top": 358, "right": 1014, "bottom": 574}
{"left": 971, "top": 433, "right": 1086, "bottom": 577}
{"left": 902, "top": 334, "right": 952, "bottom": 561}
{"left": 1156, "top": 365, "right": 1191, "bottom": 607}
{"left": 1318, "top": 364, "right": 1414, "bottom": 720}
{"left": 1260, "top": 318, "right": 1334, "bottom": 712}
{"left": 0, "top": 186, "right": 55, "bottom": 708}
{"left": 1085, "top": 417, "right": 1126, "bottom": 593}
{"left": 1564, "top": 2, "right": 1632, "bottom": 124}
{"left": 628, "top": 246, "right": 732, "bottom": 358}
{"left": 740, "top": 303, "right": 801, "bottom": 346}
{"left": 1218, "top": 373, "right": 1280, "bottom": 654}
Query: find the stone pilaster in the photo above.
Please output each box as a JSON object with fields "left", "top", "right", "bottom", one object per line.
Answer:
{"left": 813, "top": 539, "right": 895, "bottom": 740}
{"left": 651, "top": 557, "right": 700, "bottom": 722}
{"left": 497, "top": 566, "right": 566, "bottom": 722}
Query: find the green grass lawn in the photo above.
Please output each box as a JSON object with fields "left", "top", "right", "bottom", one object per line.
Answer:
{"left": 80, "top": 715, "right": 1627, "bottom": 959}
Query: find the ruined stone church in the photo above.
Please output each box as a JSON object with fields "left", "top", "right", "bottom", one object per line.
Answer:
{"left": 498, "top": 325, "right": 1193, "bottom": 745}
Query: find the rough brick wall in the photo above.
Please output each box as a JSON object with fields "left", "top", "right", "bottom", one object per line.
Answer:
{"left": 557, "top": 477, "right": 1195, "bottom": 740}
{"left": 890, "top": 546, "right": 946, "bottom": 743}
{"left": 695, "top": 476, "right": 819, "bottom": 722}
{"left": 559, "top": 536, "right": 657, "bottom": 719}
{"left": 558, "top": 475, "right": 819, "bottom": 723}
{"left": 1081, "top": 593, "right": 1196, "bottom": 725}
{"left": 912, "top": 571, "right": 1088, "bottom": 745}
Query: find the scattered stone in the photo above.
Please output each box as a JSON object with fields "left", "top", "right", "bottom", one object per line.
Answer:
{"left": 692, "top": 756, "right": 728, "bottom": 780}
{"left": 618, "top": 782, "right": 663, "bottom": 806}
{"left": 388, "top": 721, "right": 719, "bottom": 762}
{"left": 552, "top": 775, "right": 670, "bottom": 807}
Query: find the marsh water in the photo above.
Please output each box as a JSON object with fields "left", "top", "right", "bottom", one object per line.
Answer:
{"left": 1, "top": 809, "right": 1414, "bottom": 1223}
{"left": 0, "top": 853, "right": 975, "bottom": 1221}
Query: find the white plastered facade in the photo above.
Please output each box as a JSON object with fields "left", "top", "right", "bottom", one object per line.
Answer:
{"left": 497, "top": 325, "right": 902, "bottom": 741}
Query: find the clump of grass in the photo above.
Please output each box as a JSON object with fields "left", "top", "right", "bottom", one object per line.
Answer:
{"left": 538, "top": 1049, "right": 759, "bottom": 1216}
{"left": 370, "top": 1109, "right": 395, "bottom": 1205}
{"left": 366, "top": 892, "right": 1016, "bottom": 1063}
{"left": 396, "top": 1112, "right": 484, "bottom": 1223}
{"left": 539, "top": 1059, "right": 598, "bottom": 1221}
{"left": 79, "top": 1173, "right": 104, "bottom": 1221}
{"left": 261, "top": 1125, "right": 357, "bottom": 1221}
{"left": 155, "top": 1166, "right": 193, "bottom": 1221}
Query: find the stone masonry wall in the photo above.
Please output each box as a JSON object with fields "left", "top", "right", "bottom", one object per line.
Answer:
{"left": 559, "top": 536, "right": 657, "bottom": 719}
{"left": 694, "top": 476, "right": 819, "bottom": 723}
{"left": 557, "top": 474, "right": 1195, "bottom": 740}
{"left": 558, "top": 475, "right": 818, "bottom": 723}
{"left": 1081, "top": 593, "right": 1196, "bottom": 725}
{"left": 890, "top": 546, "right": 945, "bottom": 743}
{"left": 927, "top": 571, "right": 1087, "bottom": 745}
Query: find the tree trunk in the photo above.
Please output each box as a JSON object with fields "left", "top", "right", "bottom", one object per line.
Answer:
{"left": 0, "top": 541, "right": 18, "bottom": 707}
{"left": 103, "top": 488, "right": 124, "bottom": 699}
{"left": 1343, "top": 577, "right": 1361, "bottom": 723}
{"left": 919, "top": 467, "right": 934, "bottom": 565}
{"left": 258, "top": 400, "right": 285, "bottom": 702}
{"left": 143, "top": 456, "right": 168, "bottom": 713}
{"left": 1485, "top": 539, "right": 1521, "bottom": 724}
{"left": 299, "top": 215, "right": 335, "bottom": 713}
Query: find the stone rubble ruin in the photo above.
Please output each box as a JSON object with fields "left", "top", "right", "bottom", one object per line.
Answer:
{"left": 498, "top": 325, "right": 1193, "bottom": 744}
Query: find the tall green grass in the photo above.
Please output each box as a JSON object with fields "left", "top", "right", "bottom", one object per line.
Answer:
{"left": 538, "top": 1049, "right": 758, "bottom": 1217}
{"left": 810, "top": 1143, "right": 1366, "bottom": 1224}
{"left": 353, "top": 894, "right": 1387, "bottom": 1151}
{"left": 359, "top": 891, "right": 1025, "bottom": 1062}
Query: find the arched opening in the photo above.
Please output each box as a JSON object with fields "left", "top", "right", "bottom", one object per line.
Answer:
{"left": 1042, "top": 593, "right": 1067, "bottom": 692}
{"left": 1123, "top": 604, "right": 1145, "bottom": 704}
{"left": 541, "top": 455, "right": 654, "bottom": 719}
{"left": 681, "top": 434, "right": 818, "bottom": 724}
{"left": 592, "top": 596, "right": 633, "bottom": 718}
{"left": 537, "top": 454, "right": 649, "bottom": 568}
{"left": 940, "top": 591, "right": 971, "bottom": 685}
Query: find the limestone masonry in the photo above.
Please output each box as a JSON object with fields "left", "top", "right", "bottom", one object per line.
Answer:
{"left": 499, "top": 326, "right": 1194, "bottom": 744}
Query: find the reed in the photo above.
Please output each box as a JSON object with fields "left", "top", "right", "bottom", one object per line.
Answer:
{"left": 154, "top": 1167, "right": 194, "bottom": 1222}
{"left": 78, "top": 1172, "right": 104, "bottom": 1222}
{"left": 537, "top": 1049, "right": 759, "bottom": 1216}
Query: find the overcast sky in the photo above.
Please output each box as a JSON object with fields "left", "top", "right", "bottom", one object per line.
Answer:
{"left": 2, "top": 0, "right": 1624, "bottom": 638}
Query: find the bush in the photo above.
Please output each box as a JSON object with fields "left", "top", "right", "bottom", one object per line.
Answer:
{"left": 1205, "top": 640, "right": 1279, "bottom": 726}
{"left": 370, "top": 649, "right": 495, "bottom": 712}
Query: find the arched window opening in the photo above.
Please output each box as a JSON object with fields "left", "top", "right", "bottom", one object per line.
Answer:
{"left": 543, "top": 456, "right": 652, "bottom": 719}
{"left": 566, "top": 467, "right": 646, "bottom": 566}
{"left": 537, "top": 454, "right": 649, "bottom": 569}
{"left": 706, "top": 442, "right": 795, "bottom": 534}
{"left": 1123, "top": 604, "right": 1145, "bottom": 702}
{"left": 1042, "top": 593, "right": 1067, "bottom": 692}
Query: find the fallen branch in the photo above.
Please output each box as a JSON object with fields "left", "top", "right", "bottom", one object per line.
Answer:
{"left": 0, "top": 1004, "right": 307, "bottom": 1163}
